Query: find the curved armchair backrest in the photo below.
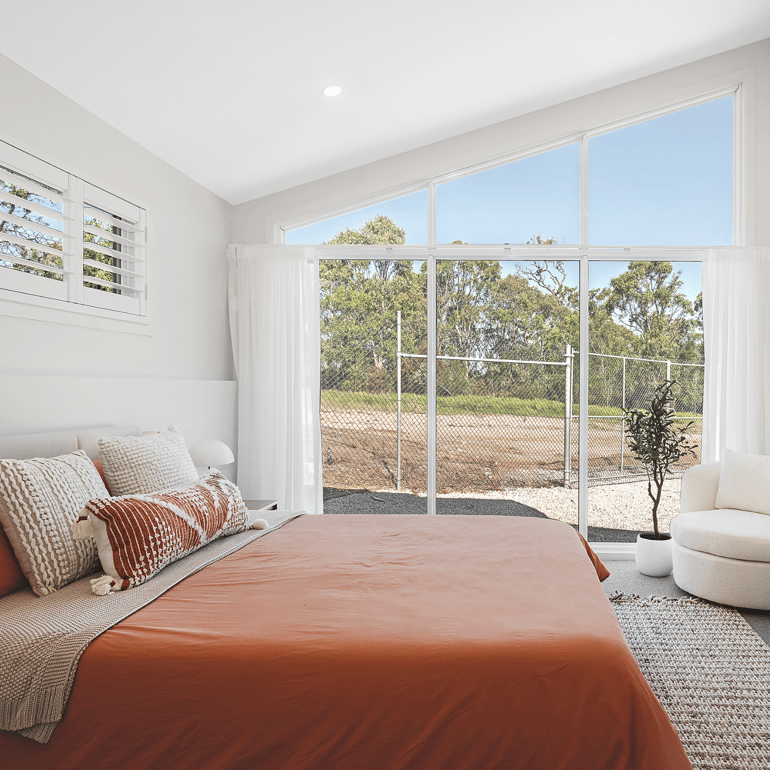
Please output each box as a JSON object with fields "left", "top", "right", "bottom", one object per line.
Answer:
{"left": 679, "top": 461, "right": 722, "bottom": 513}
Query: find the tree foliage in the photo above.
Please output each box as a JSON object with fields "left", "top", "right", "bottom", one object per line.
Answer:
{"left": 606, "top": 261, "right": 697, "bottom": 361}
{"left": 319, "top": 217, "right": 703, "bottom": 408}
{"left": 321, "top": 217, "right": 424, "bottom": 391}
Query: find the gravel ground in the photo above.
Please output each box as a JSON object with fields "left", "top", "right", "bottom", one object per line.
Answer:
{"left": 324, "top": 478, "right": 682, "bottom": 542}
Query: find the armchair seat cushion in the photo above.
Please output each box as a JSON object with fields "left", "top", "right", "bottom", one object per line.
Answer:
{"left": 670, "top": 509, "right": 770, "bottom": 563}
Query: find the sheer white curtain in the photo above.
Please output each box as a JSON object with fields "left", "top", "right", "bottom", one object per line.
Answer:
{"left": 226, "top": 244, "right": 322, "bottom": 513}
{"left": 702, "top": 248, "right": 770, "bottom": 461}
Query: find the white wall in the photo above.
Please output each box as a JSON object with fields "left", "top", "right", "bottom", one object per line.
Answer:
{"left": 0, "top": 375, "right": 237, "bottom": 481}
{"left": 0, "top": 54, "right": 237, "bottom": 459}
{"left": 233, "top": 39, "right": 770, "bottom": 247}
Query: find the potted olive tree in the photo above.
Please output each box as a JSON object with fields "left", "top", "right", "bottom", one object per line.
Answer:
{"left": 624, "top": 380, "right": 695, "bottom": 576}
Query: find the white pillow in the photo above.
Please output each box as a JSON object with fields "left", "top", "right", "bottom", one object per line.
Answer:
{"left": 98, "top": 426, "right": 199, "bottom": 496}
{"left": 715, "top": 448, "right": 770, "bottom": 516}
{"left": 0, "top": 451, "right": 107, "bottom": 596}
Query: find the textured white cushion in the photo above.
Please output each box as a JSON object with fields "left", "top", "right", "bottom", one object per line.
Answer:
{"left": 715, "top": 448, "right": 770, "bottom": 516}
{"left": 670, "top": 509, "right": 770, "bottom": 562}
{"left": 98, "top": 426, "right": 199, "bottom": 496}
{"left": 679, "top": 461, "right": 721, "bottom": 514}
{"left": 0, "top": 451, "right": 108, "bottom": 596}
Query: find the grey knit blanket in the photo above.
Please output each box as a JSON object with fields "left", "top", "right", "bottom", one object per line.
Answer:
{"left": 0, "top": 511, "right": 303, "bottom": 744}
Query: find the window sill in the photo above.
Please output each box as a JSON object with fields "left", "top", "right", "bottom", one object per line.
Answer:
{"left": 0, "top": 288, "right": 152, "bottom": 336}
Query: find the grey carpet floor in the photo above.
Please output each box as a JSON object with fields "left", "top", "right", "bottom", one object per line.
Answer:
{"left": 603, "top": 559, "right": 770, "bottom": 647}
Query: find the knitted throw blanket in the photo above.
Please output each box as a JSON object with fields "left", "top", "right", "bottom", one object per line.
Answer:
{"left": 0, "top": 511, "right": 303, "bottom": 744}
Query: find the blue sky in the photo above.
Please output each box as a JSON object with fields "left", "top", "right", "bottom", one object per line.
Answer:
{"left": 289, "top": 95, "right": 733, "bottom": 302}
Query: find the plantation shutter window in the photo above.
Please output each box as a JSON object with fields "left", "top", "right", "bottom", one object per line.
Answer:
{"left": 0, "top": 143, "right": 71, "bottom": 303}
{"left": 81, "top": 182, "right": 146, "bottom": 316}
{"left": 0, "top": 140, "right": 147, "bottom": 318}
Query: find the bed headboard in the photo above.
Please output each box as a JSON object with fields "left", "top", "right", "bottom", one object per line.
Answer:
{"left": 0, "top": 426, "right": 142, "bottom": 461}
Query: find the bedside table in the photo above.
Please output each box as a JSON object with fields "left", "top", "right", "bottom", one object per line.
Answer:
{"left": 244, "top": 500, "right": 279, "bottom": 511}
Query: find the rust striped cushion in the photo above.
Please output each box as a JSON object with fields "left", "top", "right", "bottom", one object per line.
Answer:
{"left": 83, "top": 470, "right": 249, "bottom": 593}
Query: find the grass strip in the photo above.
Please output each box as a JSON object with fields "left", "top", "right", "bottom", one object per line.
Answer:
{"left": 321, "top": 389, "right": 701, "bottom": 423}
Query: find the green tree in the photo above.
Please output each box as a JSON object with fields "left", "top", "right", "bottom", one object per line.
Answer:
{"left": 320, "top": 217, "right": 424, "bottom": 392}
{"left": 423, "top": 259, "right": 502, "bottom": 393}
{"left": 514, "top": 239, "right": 578, "bottom": 311}
{"left": 430, "top": 260, "right": 501, "bottom": 360}
{"left": 328, "top": 215, "right": 409, "bottom": 284}
{"left": 605, "top": 262, "right": 699, "bottom": 362}
{"left": 485, "top": 274, "right": 578, "bottom": 399}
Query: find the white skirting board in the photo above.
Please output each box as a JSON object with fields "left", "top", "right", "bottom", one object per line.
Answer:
{"left": 0, "top": 374, "right": 238, "bottom": 482}
{"left": 591, "top": 542, "right": 637, "bottom": 561}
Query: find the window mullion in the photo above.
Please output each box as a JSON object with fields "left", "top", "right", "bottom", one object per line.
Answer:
{"left": 71, "top": 176, "right": 85, "bottom": 304}
{"left": 580, "top": 134, "right": 588, "bottom": 247}
{"left": 578, "top": 253, "right": 589, "bottom": 538}
{"left": 734, "top": 83, "right": 745, "bottom": 246}
{"left": 427, "top": 181, "right": 437, "bottom": 514}
{"left": 61, "top": 174, "right": 77, "bottom": 303}
{"left": 428, "top": 181, "right": 436, "bottom": 248}
{"left": 427, "top": 251, "right": 437, "bottom": 515}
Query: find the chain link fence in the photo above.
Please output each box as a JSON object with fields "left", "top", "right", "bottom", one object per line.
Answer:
{"left": 322, "top": 316, "right": 703, "bottom": 494}
{"left": 321, "top": 311, "right": 428, "bottom": 494}
{"left": 580, "top": 354, "right": 703, "bottom": 485}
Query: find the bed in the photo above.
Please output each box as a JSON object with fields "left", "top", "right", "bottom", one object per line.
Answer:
{"left": 0, "top": 427, "right": 692, "bottom": 770}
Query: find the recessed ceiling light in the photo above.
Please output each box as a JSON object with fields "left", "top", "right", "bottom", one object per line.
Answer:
{"left": 322, "top": 85, "right": 342, "bottom": 97}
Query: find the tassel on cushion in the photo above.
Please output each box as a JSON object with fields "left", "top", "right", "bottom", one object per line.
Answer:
{"left": 249, "top": 518, "right": 269, "bottom": 530}
{"left": 72, "top": 512, "right": 94, "bottom": 541}
{"left": 90, "top": 575, "right": 119, "bottom": 595}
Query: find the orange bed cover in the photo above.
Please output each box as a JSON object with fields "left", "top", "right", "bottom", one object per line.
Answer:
{"left": 1, "top": 514, "right": 691, "bottom": 770}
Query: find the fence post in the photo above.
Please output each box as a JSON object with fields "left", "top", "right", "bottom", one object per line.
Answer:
{"left": 621, "top": 356, "right": 626, "bottom": 474}
{"left": 397, "top": 310, "right": 402, "bottom": 492}
{"left": 667, "top": 359, "right": 671, "bottom": 383}
{"left": 564, "top": 344, "right": 573, "bottom": 488}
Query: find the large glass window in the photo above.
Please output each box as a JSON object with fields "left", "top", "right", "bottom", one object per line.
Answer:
{"left": 320, "top": 255, "right": 428, "bottom": 514}
{"left": 433, "top": 258, "right": 579, "bottom": 529}
{"left": 587, "top": 260, "right": 703, "bottom": 541}
{"left": 296, "top": 91, "right": 732, "bottom": 539}
{"left": 436, "top": 144, "right": 580, "bottom": 245}
{"left": 289, "top": 95, "right": 734, "bottom": 250}
{"left": 287, "top": 190, "right": 428, "bottom": 245}
{"left": 588, "top": 96, "right": 733, "bottom": 245}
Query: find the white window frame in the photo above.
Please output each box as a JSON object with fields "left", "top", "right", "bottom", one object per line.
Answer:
{"left": 276, "top": 83, "right": 744, "bottom": 247}
{"left": 0, "top": 133, "right": 150, "bottom": 335}
{"left": 278, "top": 84, "right": 744, "bottom": 552}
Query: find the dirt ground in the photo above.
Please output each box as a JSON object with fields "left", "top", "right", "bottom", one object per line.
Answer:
{"left": 321, "top": 407, "right": 701, "bottom": 493}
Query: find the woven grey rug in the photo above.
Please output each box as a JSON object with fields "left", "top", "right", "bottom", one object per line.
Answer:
{"left": 611, "top": 594, "right": 770, "bottom": 770}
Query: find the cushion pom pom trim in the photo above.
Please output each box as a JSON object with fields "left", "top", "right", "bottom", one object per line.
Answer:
{"left": 90, "top": 575, "right": 118, "bottom": 595}
{"left": 72, "top": 512, "right": 94, "bottom": 541}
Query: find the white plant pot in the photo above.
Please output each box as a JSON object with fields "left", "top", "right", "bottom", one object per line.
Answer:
{"left": 635, "top": 533, "right": 673, "bottom": 577}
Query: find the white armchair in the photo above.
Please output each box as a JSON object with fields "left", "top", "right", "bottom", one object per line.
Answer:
{"left": 672, "top": 460, "right": 770, "bottom": 610}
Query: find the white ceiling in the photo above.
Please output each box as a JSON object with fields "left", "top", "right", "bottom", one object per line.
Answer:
{"left": 2, "top": 1, "right": 769, "bottom": 205}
